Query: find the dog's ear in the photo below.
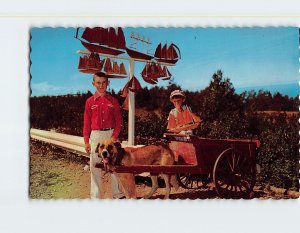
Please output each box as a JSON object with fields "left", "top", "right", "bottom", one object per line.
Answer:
{"left": 113, "top": 142, "right": 125, "bottom": 166}
{"left": 113, "top": 142, "right": 122, "bottom": 150}
{"left": 95, "top": 143, "right": 100, "bottom": 153}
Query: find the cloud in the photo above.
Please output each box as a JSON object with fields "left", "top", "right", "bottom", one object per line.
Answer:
{"left": 31, "top": 82, "right": 64, "bottom": 95}
{"left": 70, "top": 73, "right": 82, "bottom": 81}
{"left": 179, "top": 78, "right": 209, "bottom": 91}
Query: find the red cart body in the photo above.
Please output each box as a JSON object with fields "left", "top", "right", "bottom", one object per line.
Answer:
{"left": 96, "top": 133, "right": 260, "bottom": 198}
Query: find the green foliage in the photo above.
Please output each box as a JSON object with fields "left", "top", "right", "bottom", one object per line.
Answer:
{"left": 30, "top": 92, "right": 92, "bottom": 135}
{"left": 199, "top": 70, "right": 244, "bottom": 121}
{"left": 242, "top": 90, "right": 297, "bottom": 112}
{"left": 136, "top": 83, "right": 180, "bottom": 112}
{"left": 256, "top": 114, "right": 299, "bottom": 190}
{"left": 135, "top": 112, "right": 168, "bottom": 144}
{"left": 195, "top": 111, "right": 250, "bottom": 139}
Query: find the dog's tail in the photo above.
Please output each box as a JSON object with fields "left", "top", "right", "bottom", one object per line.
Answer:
{"left": 170, "top": 175, "right": 179, "bottom": 191}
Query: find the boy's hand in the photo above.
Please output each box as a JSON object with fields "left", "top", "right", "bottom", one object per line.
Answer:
{"left": 85, "top": 143, "right": 91, "bottom": 154}
{"left": 110, "top": 137, "right": 116, "bottom": 143}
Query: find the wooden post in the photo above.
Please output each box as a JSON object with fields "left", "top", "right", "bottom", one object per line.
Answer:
{"left": 128, "top": 58, "right": 135, "bottom": 145}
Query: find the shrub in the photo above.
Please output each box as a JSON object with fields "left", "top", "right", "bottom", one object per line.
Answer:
{"left": 256, "top": 114, "right": 299, "bottom": 190}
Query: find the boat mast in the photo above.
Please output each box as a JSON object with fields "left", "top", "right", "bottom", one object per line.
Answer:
{"left": 129, "top": 32, "right": 152, "bottom": 55}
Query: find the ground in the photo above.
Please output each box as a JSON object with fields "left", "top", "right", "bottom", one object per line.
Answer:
{"left": 29, "top": 139, "right": 299, "bottom": 200}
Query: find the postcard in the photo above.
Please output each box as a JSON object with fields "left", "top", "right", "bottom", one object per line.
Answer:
{"left": 29, "top": 27, "right": 299, "bottom": 199}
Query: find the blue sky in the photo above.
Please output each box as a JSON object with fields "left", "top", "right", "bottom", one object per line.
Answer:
{"left": 30, "top": 27, "right": 299, "bottom": 97}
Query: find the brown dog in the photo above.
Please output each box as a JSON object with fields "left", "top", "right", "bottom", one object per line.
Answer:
{"left": 95, "top": 140, "right": 179, "bottom": 199}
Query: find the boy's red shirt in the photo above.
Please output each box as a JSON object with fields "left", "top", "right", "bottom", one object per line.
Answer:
{"left": 83, "top": 92, "right": 122, "bottom": 144}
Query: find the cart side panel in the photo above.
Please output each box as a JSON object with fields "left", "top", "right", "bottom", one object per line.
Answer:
{"left": 190, "top": 136, "right": 258, "bottom": 173}
{"left": 169, "top": 141, "right": 197, "bottom": 165}
{"left": 193, "top": 141, "right": 233, "bottom": 171}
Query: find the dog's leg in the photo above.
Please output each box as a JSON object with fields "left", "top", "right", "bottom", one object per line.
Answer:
{"left": 162, "top": 174, "right": 171, "bottom": 199}
{"left": 143, "top": 175, "right": 159, "bottom": 199}
{"left": 116, "top": 173, "right": 137, "bottom": 199}
{"left": 170, "top": 175, "right": 179, "bottom": 191}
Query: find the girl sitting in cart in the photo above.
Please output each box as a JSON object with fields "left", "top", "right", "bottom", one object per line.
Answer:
{"left": 167, "top": 90, "right": 201, "bottom": 135}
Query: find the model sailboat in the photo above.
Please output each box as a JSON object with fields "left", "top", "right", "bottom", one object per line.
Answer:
{"left": 75, "top": 27, "right": 126, "bottom": 56}
{"left": 141, "top": 62, "right": 172, "bottom": 84}
{"left": 126, "top": 32, "right": 154, "bottom": 61}
{"left": 78, "top": 52, "right": 105, "bottom": 74}
{"left": 154, "top": 43, "right": 181, "bottom": 64}
{"left": 121, "top": 76, "right": 142, "bottom": 110}
{"left": 103, "top": 58, "right": 127, "bottom": 78}
{"left": 141, "top": 62, "right": 158, "bottom": 84}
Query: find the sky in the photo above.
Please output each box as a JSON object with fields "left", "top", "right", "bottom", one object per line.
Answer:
{"left": 30, "top": 27, "right": 299, "bottom": 97}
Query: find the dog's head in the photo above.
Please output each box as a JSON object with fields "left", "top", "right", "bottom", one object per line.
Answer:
{"left": 95, "top": 140, "right": 124, "bottom": 172}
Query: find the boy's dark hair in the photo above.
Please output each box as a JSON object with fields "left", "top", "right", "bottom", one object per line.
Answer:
{"left": 93, "top": 71, "right": 108, "bottom": 81}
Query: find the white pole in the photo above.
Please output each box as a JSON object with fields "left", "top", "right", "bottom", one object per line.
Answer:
{"left": 128, "top": 58, "right": 135, "bottom": 145}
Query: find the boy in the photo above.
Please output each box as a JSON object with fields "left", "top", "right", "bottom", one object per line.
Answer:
{"left": 83, "top": 72, "right": 124, "bottom": 199}
{"left": 167, "top": 90, "right": 201, "bottom": 134}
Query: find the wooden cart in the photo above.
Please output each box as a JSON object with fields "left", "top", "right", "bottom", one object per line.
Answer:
{"left": 97, "top": 133, "right": 260, "bottom": 199}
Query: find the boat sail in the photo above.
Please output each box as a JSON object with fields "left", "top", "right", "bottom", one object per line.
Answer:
{"left": 155, "top": 63, "right": 165, "bottom": 78}
{"left": 161, "top": 44, "right": 167, "bottom": 58}
{"left": 154, "top": 43, "right": 181, "bottom": 64}
{"left": 117, "top": 28, "right": 126, "bottom": 49}
{"left": 104, "top": 57, "right": 113, "bottom": 74}
{"left": 75, "top": 27, "right": 126, "bottom": 56}
{"left": 119, "top": 62, "right": 127, "bottom": 75}
{"left": 154, "top": 43, "right": 161, "bottom": 58}
{"left": 112, "top": 61, "right": 120, "bottom": 74}
{"left": 161, "top": 66, "right": 172, "bottom": 80}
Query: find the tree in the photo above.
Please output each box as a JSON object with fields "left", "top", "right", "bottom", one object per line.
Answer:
{"left": 199, "top": 70, "right": 244, "bottom": 121}
{"left": 271, "top": 92, "right": 294, "bottom": 111}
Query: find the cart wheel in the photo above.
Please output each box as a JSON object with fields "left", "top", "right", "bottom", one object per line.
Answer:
{"left": 177, "top": 174, "right": 210, "bottom": 189}
{"left": 213, "top": 148, "right": 255, "bottom": 199}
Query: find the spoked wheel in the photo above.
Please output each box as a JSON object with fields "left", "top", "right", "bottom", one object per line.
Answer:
{"left": 177, "top": 174, "right": 210, "bottom": 189}
{"left": 213, "top": 148, "right": 255, "bottom": 199}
